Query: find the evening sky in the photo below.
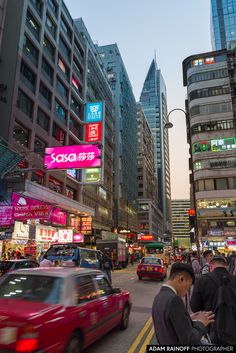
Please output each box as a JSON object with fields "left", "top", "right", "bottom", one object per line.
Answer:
{"left": 65, "top": 0, "right": 211, "bottom": 199}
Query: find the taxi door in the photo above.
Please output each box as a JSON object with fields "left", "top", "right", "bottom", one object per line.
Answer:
{"left": 74, "top": 275, "right": 101, "bottom": 347}
{"left": 93, "top": 273, "right": 121, "bottom": 334}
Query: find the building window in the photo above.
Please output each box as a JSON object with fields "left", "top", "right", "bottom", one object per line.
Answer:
{"left": 188, "top": 68, "right": 228, "bottom": 84}
{"left": 189, "top": 85, "right": 230, "bottom": 101}
{"left": 45, "top": 12, "right": 57, "bottom": 38}
{"left": 31, "top": 170, "right": 44, "bottom": 185}
{"left": 71, "top": 95, "right": 81, "bottom": 117}
{"left": 66, "top": 186, "right": 76, "bottom": 200}
{"left": 54, "top": 100, "right": 66, "bottom": 124}
{"left": 191, "top": 119, "right": 234, "bottom": 135}
{"left": 215, "top": 178, "right": 228, "bottom": 190}
{"left": 23, "top": 35, "right": 39, "bottom": 66}
{"left": 43, "top": 36, "right": 55, "bottom": 61}
{"left": 52, "top": 123, "right": 66, "bottom": 144}
{"left": 204, "top": 179, "right": 214, "bottom": 191}
{"left": 37, "top": 108, "right": 50, "bottom": 131}
{"left": 34, "top": 136, "right": 47, "bottom": 156}
{"left": 60, "top": 16, "right": 72, "bottom": 42}
{"left": 74, "top": 38, "right": 84, "bottom": 59}
{"left": 20, "top": 61, "right": 36, "bottom": 92}
{"left": 72, "top": 75, "right": 82, "bottom": 94}
{"left": 39, "top": 82, "right": 51, "bottom": 108}
{"left": 49, "top": 176, "right": 63, "bottom": 193}
{"left": 13, "top": 123, "right": 30, "bottom": 147}
{"left": 26, "top": 10, "right": 40, "bottom": 40}
{"left": 69, "top": 116, "right": 82, "bottom": 139}
{"left": 47, "top": 0, "right": 58, "bottom": 17}
{"left": 58, "top": 57, "right": 69, "bottom": 79}
{"left": 56, "top": 77, "right": 68, "bottom": 102}
{"left": 41, "top": 57, "right": 53, "bottom": 84}
{"left": 73, "top": 56, "right": 83, "bottom": 78}
{"left": 30, "top": 0, "right": 43, "bottom": 16}
{"left": 59, "top": 36, "right": 70, "bottom": 61}
{"left": 228, "top": 178, "right": 236, "bottom": 189}
{"left": 17, "top": 89, "right": 34, "bottom": 118}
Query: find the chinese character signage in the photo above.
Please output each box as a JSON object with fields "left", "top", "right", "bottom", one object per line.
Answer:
{"left": 85, "top": 102, "right": 103, "bottom": 122}
{"left": 0, "top": 206, "right": 13, "bottom": 226}
{"left": 85, "top": 122, "right": 102, "bottom": 142}
{"left": 44, "top": 144, "right": 102, "bottom": 170}
{"left": 58, "top": 229, "right": 73, "bottom": 242}
{"left": 35, "top": 225, "right": 56, "bottom": 242}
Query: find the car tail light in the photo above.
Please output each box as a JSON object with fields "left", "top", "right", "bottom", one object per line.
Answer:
{"left": 15, "top": 325, "right": 39, "bottom": 353}
{"left": 159, "top": 267, "right": 164, "bottom": 273}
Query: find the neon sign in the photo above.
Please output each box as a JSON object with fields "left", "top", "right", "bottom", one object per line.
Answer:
{"left": 44, "top": 144, "right": 102, "bottom": 170}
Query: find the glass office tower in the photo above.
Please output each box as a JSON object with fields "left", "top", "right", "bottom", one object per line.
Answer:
{"left": 211, "top": 0, "right": 236, "bottom": 50}
{"left": 140, "top": 59, "right": 171, "bottom": 239}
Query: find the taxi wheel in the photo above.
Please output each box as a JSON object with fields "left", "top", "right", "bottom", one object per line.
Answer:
{"left": 65, "top": 332, "right": 81, "bottom": 353}
{"left": 138, "top": 276, "right": 142, "bottom": 280}
{"left": 119, "top": 304, "right": 130, "bottom": 330}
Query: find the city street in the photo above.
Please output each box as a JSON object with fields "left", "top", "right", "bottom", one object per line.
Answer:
{"left": 84, "top": 264, "right": 161, "bottom": 353}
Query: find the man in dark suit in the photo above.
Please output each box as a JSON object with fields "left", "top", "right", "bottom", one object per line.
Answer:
{"left": 190, "top": 255, "right": 236, "bottom": 312}
{"left": 152, "top": 263, "right": 215, "bottom": 345}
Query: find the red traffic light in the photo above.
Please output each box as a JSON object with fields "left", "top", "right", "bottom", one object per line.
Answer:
{"left": 188, "top": 209, "right": 195, "bottom": 216}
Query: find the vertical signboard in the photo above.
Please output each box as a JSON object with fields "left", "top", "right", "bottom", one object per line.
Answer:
{"left": 82, "top": 101, "right": 105, "bottom": 184}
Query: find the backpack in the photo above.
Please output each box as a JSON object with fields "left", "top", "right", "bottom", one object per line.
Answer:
{"left": 206, "top": 272, "right": 236, "bottom": 345}
{"left": 103, "top": 259, "right": 111, "bottom": 270}
{"left": 201, "top": 263, "right": 210, "bottom": 275}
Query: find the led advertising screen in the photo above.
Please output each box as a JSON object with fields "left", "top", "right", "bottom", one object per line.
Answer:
{"left": 44, "top": 144, "right": 102, "bottom": 170}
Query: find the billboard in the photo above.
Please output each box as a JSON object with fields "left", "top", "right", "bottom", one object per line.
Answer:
{"left": 85, "top": 102, "right": 103, "bottom": 123}
{"left": 44, "top": 144, "right": 102, "bottom": 170}
{"left": 85, "top": 122, "right": 102, "bottom": 142}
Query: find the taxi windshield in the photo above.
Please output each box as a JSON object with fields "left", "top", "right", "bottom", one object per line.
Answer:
{"left": 141, "top": 258, "right": 162, "bottom": 265}
{"left": 0, "top": 274, "right": 62, "bottom": 304}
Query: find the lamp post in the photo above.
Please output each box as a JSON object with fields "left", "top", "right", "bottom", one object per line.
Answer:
{"left": 164, "top": 108, "right": 200, "bottom": 256}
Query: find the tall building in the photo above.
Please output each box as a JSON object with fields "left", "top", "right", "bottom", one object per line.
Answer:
{"left": 183, "top": 49, "right": 236, "bottom": 251}
{"left": 97, "top": 44, "right": 138, "bottom": 233}
{"left": 171, "top": 199, "right": 191, "bottom": 249}
{"left": 137, "top": 103, "right": 163, "bottom": 239}
{"left": 211, "top": 0, "right": 236, "bottom": 50}
{"left": 139, "top": 58, "right": 171, "bottom": 239}
{"left": 74, "top": 18, "right": 115, "bottom": 237}
{"left": 0, "top": 0, "right": 95, "bottom": 235}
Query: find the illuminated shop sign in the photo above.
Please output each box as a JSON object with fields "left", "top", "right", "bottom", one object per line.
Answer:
{"left": 192, "top": 57, "right": 215, "bottom": 67}
{"left": 85, "top": 122, "right": 102, "bottom": 142}
{"left": 193, "top": 138, "right": 236, "bottom": 154}
{"left": 44, "top": 144, "right": 102, "bottom": 170}
{"left": 84, "top": 168, "right": 101, "bottom": 183}
{"left": 85, "top": 102, "right": 103, "bottom": 123}
{"left": 209, "top": 241, "right": 225, "bottom": 247}
{"left": 194, "top": 158, "right": 236, "bottom": 171}
{"left": 226, "top": 240, "right": 236, "bottom": 246}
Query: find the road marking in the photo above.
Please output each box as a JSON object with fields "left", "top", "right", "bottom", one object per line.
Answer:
{"left": 126, "top": 316, "right": 152, "bottom": 353}
{"left": 138, "top": 326, "right": 155, "bottom": 353}
{"left": 130, "top": 277, "right": 135, "bottom": 280}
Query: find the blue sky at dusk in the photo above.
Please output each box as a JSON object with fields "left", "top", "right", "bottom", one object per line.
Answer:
{"left": 65, "top": 0, "right": 211, "bottom": 199}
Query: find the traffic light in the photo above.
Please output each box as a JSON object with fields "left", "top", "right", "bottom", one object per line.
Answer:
{"left": 201, "top": 141, "right": 207, "bottom": 152}
{"left": 188, "top": 209, "right": 195, "bottom": 243}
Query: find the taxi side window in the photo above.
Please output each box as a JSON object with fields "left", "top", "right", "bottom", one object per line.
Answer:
{"left": 76, "top": 275, "right": 97, "bottom": 304}
{"left": 95, "top": 275, "right": 112, "bottom": 297}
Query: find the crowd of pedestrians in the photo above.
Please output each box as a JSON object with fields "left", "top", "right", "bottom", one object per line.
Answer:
{"left": 152, "top": 250, "right": 236, "bottom": 346}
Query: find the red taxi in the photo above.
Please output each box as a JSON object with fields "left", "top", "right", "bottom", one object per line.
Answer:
{"left": 0, "top": 267, "right": 131, "bottom": 353}
{"left": 137, "top": 257, "right": 167, "bottom": 281}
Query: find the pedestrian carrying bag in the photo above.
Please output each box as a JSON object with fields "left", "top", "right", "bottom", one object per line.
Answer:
{"left": 206, "top": 272, "right": 236, "bottom": 345}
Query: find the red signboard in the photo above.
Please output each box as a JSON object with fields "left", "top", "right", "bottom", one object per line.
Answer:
{"left": 0, "top": 206, "right": 14, "bottom": 226}
{"left": 140, "top": 235, "right": 154, "bottom": 241}
{"left": 85, "top": 122, "right": 102, "bottom": 142}
{"left": 13, "top": 204, "right": 52, "bottom": 220}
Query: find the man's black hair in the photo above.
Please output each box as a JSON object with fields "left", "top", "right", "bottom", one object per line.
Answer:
{"left": 209, "top": 255, "right": 227, "bottom": 266}
{"left": 203, "top": 250, "right": 213, "bottom": 258}
{"left": 169, "top": 263, "right": 195, "bottom": 284}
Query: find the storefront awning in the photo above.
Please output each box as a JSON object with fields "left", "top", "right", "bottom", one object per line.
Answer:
{"left": 0, "top": 141, "right": 24, "bottom": 178}
{"left": 145, "top": 242, "right": 164, "bottom": 249}
{"left": 21, "top": 179, "right": 95, "bottom": 216}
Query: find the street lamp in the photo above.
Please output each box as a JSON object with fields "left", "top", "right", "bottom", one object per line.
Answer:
{"left": 164, "top": 108, "right": 200, "bottom": 256}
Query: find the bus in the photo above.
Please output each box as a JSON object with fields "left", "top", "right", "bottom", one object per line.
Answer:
{"left": 44, "top": 243, "right": 101, "bottom": 269}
